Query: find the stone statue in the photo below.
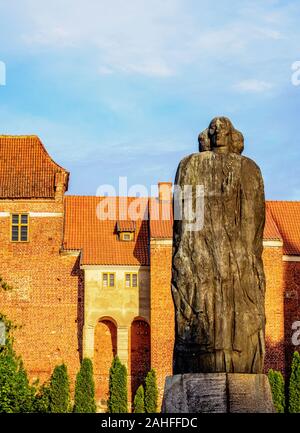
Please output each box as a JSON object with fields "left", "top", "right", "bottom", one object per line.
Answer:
{"left": 172, "top": 116, "right": 266, "bottom": 375}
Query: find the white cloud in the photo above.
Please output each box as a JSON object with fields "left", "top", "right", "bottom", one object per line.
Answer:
{"left": 233, "top": 79, "right": 274, "bottom": 93}
{"left": 98, "top": 66, "right": 114, "bottom": 75}
{"left": 1, "top": 0, "right": 298, "bottom": 81}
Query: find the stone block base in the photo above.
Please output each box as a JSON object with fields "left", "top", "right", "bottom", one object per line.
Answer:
{"left": 161, "top": 373, "right": 275, "bottom": 413}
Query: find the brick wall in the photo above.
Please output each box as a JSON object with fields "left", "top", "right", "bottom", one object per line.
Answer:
{"left": 130, "top": 319, "right": 150, "bottom": 403}
{"left": 283, "top": 261, "right": 300, "bottom": 375}
{"left": 93, "top": 319, "right": 117, "bottom": 407}
{"left": 0, "top": 197, "right": 82, "bottom": 392}
{"left": 150, "top": 239, "right": 174, "bottom": 409}
{"left": 263, "top": 246, "right": 285, "bottom": 373}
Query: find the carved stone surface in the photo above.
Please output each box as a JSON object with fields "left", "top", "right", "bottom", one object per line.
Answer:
{"left": 227, "top": 373, "right": 275, "bottom": 413}
{"left": 162, "top": 374, "right": 275, "bottom": 413}
{"left": 172, "top": 117, "right": 266, "bottom": 374}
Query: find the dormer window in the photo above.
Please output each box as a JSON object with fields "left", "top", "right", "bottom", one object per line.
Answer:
{"left": 11, "top": 214, "right": 29, "bottom": 242}
{"left": 117, "top": 220, "right": 135, "bottom": 242}
{"left": 120, "top": 232, "right": 134, "bottom": 241}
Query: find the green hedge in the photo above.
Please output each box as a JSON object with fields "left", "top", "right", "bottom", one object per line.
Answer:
{"left": 49, "top": 364, "right": 70, "bottom": 413}
{"left": 107, "top": 356, "right": 128, "bottom": 413}
{"left": 73, "top": 358, "right": 96, "bottom": 413}
{"left": 145, "top": 369, "right": 158, "bottom": 413}
{"left": 289, "top": 351, "right": 300, "bottom": 413}
{"left": 268, "top": 369, "right": 285, "bottom": 413}
{"left": 0, "top": 314, "right": 34, "bottom": 413}
{"left": 133, "top": 385, "right": 145, "bottom": 413}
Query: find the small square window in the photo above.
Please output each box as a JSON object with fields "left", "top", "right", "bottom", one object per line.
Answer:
{"left": 125, "top": 274, "right": 131, "bottom": 288}
{"left": 102, "top": 273, "right": 115, "bottom": 288}
{"left": 132, "top": 274, "right": 138, "bottom": 288}
{"left": 109, "top": 274, "right": 115, "bottom": 287}
{"left": 21, "top": 215, "right": 28, "bottom": 224}
{"left": 20, "top": 226, "right": 28, "bottom": 242}
{"left": 11, "top": 213, "right": 29, "bottom": 242}
{"left": 12, "top": 214, "right": 19, "bottom": 224}
{"left": 125, "top": 273, "right": 138, "bottom": 288}
{"left": 120, "top": 232, "right": 134, "bottom": 241}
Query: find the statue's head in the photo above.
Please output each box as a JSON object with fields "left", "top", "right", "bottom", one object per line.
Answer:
{"left": 198, "top": 116, "right": 244, "bottom": 154}
{"left": 231, "top": 128, "right": 244, "bottom": 154}
{"left": 208, "top": 117, "right": 233, "bottom": 152}
{"left": 198, "top": 129, "right": 210, "bottom": 152}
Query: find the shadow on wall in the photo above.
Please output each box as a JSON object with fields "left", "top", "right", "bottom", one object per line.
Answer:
{"left": 283, "top": 261, "right": 300, "bottom": 379}
{"left": 264, "top": 338, "right": 286, "bottom": 376}
{"left": 71, "top": 255, "right": 84, "bottom": 363}
{"left": 130, "top": 318, "right": 150, "bottom": 404}
{"left": 94, "top": 317, "right": 117, "bottom": 407}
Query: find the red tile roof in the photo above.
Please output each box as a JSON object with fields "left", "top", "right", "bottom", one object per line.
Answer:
{"left": 63, "top": 197, "right": 300, "bottom": 265}
{"left": 117, "top": 220, "right": 136, "bottom": 232}
{"left": 149, "top": 198, "right": 173, "bottom": 239}
{"left": 264, "top": 206, "right": 282, "bottom": 241}
{"left": 266, "top": 201, "right": 300, "bottom": 255}
{"left": 0, "top": 135, "right": 69, "bottom": 198}
{"left": 63, "top": 196, "right": 149, "bottom": 266}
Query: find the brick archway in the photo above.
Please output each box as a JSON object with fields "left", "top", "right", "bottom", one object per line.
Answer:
{"left": 130, "top": 318, "right": 150, "bottom": 402}
{"left": 94, "top": 318, "right": 117, "bottom": 407}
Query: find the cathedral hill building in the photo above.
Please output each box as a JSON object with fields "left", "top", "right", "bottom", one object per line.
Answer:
{"left": 0, "top": 135, "right": 299, "bottom": 410}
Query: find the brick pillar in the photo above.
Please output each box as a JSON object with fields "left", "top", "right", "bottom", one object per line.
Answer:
{"left": 150, "top": 238, "right": 174, "bottom": 409}
{"left": 117, "top": 325, "right": 131, "bottom": 410}
{"left": 117, "top": 326, "right": 129, "bottom": 368}
{"left": 82, "top": 324, "right": 94, "bottom": 359}
{"left": 263, "top": 243, "right": 285, "bottom": 374}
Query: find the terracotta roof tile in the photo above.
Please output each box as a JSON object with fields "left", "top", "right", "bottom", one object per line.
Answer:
{"left": 264, "top": 206, "right": 282, "bottom": 241}
{"left": 149, "top": 198, "right": 173, "bottom": 239}
{"left": 0, "top": 135, "right": 68, "bottom": 198}
{"left": 63, "top": 196, "right": 149, "bottom": 266}
{"left": 266, "top": 201, "right": 300, "bottom": 255}
{"left": 117, "top": 220, "right": 136, "bottom": 232}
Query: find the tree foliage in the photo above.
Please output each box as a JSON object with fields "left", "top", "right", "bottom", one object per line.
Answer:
{"left": 268, "top": 369, "right": 285, "bottom": 413}
{"left": 133, "top": 385, "right": 145, "bottom": 413}
{"left": 145, "top": 369, "right": 158, "bottom": 413}
{"left": 0, "top": 314, "right": 34, "bottom": 413}
{"left": 107, "top": 356, "right": 128, "bottom": 413}
{"left": 289, "top": 351, "right": 300, "bottom": 413}
{"left": 48, "top": 364, "right": 70, "bottom": 413}
{"left": 73, "top": 358, "right": 96, "bottom": 413}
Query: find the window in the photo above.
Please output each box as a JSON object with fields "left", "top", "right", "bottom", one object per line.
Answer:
{"left": 125, "top": 273, "right": 138, "bottom": 288}
{"left": 11, "top": 214, "right": 29, "bottom": 242}
{"left": 102, "top": 273, "right": 115, "bottom": 288}
{"left": 120, "top": 232, "right": 134, "bottom": 241}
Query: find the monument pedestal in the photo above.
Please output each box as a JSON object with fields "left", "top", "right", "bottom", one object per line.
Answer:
{"left": 161, "top": 373, "right": 275, "bottom": 413}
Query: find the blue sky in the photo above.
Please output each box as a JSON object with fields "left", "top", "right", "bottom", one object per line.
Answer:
{"left": 0, "top": 0, "right": 299, "bottom": 199}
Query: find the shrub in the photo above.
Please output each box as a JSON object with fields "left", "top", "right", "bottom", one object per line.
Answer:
{"left": 145, "top": 369, "right": 158, "bottom": 413}
{"left": 289, "top": 351, "right": 300, "bottom": 413}
{"left": 107, "top": 356, "right": 128, "bottom": 413}
{"left": 133, "top": 385, "right": 145, "bottom": 413}
{"left": 268, "top": 369, "right": 285, "bottom": 413}
{"left": 49, "top": 364, "right": 70, "bottom": 413}
{"left": 32, "top": 383, "right": 51, "bottom": 413}
{"left": 73, "top": 358, "right": 96, "bottom": 413}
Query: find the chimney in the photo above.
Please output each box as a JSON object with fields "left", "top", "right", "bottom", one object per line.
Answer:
{"left": 158, "top": 182, "right": 173, "bottom": 202}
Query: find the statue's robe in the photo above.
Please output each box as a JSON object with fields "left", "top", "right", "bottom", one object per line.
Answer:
{"left": 172, "top": 151, "right": 266, "bottom": 374}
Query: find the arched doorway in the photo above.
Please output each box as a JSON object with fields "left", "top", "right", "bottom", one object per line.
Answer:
{"left": 130, "top": 318, "right": 150, "bottom": 402}
{"left": 94, "top": 318, "right": 117, "bottom": 407}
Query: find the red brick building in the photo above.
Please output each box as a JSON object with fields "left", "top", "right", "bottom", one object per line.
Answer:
{"left": 0, "top": 135, "right": 299, "bottom": 410}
